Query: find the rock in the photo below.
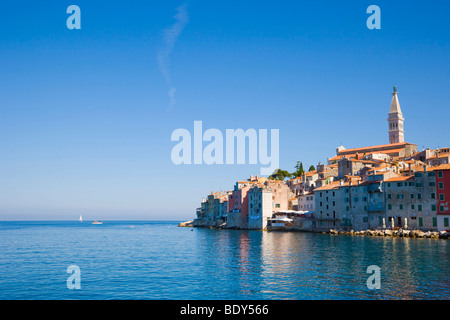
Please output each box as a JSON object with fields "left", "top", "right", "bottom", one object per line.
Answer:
{"left": 384, "top": 230, "right": 393, "bottom": 236}
{"left": 178, "top": 220, "right": 194, "bottom": 227}
{"left": 401, "top": 230, "right": 411, "bottom": 237}
{"left": 439, "top": 231, "right": 448, "bottom": 239}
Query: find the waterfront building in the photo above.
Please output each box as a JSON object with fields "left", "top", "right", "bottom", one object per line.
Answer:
{"left": 314, "top": 181, "right": 345, "bottom": 231}
{"left": 227, "top": 181, "right": 251, "bottom": 229}
{"left": 247, "top": 184, "right": 273, "bottom": 230}
{"left": 200, "top": 191, "right": 230, "bottom": 223}
{"left": 436, "top": 164, "right": 450, "bottom": 231}
{"left": 385, "top": 167, "right": 438, "bottom": 230}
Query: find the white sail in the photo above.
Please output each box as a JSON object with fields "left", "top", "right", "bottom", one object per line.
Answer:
{"left": 79, "top": 215, "right": 83, "bottom": 222}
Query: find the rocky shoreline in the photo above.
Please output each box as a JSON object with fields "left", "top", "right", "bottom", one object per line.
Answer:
{"left": 179, "top": 220, "right": 449, "bottom": 239}
{"left": 327, "top": 228, "right": 449, "bottom": 239}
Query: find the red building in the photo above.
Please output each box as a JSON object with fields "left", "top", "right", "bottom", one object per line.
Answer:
{"left": 435, "top": 164, "right": 450, "bottom": 231}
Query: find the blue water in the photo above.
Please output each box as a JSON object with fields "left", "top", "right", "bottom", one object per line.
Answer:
{"left": 0, "top": 221, "right": 448, "bottom": 300}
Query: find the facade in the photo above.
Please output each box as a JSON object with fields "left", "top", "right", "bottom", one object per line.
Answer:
{"left": 227, "top": 182, "right": 251, "bottom": 229}
{"left": 247, "top": 185, "right": 273, "bottom": 230}
{"left": 297, "top": 192, "right": 315, "bottom": 211}
{"left": 436, "top": 164, "right": 450, "bottom": 231}
{"left": 200, "top": 192, "right": 229, "bottom": 223}
{"left": 314, "top": 182, "right": 345, "bottom": 231}
{"left": 385, "top": 168, "right": 438, "bottom": 230}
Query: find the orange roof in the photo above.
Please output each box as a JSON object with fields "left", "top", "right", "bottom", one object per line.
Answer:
{"left": 385, "top": 176, "right": 415, "bottom": 182}
{"left": 314, "top": 182, "right": 341, "bottom": 191}
{"left": 338, "top": 142, "right": 414, "bottom": 154}
{"left": 429, "top": 164, "right": 450, "bottom": 171}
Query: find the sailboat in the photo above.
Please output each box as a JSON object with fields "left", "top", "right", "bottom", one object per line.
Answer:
{"left": 79, "top": 215, "right": 83, "bottom": 222}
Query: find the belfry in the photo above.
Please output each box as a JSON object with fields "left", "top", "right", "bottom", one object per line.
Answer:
{"left": 388, "top": 86, "right": 405, "bottom": 144}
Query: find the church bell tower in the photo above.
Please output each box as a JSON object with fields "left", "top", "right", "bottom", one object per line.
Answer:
{"left": 388, "top": 86, "right": 404, "bottom": 144}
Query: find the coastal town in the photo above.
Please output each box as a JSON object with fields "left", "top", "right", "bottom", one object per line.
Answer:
{"left": 181, "top": 88, "right": 450, "bottom": 238}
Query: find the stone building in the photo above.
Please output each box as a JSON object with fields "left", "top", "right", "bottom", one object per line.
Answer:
{"left": 385, "top": 168, "right": 438, "bottom": 230}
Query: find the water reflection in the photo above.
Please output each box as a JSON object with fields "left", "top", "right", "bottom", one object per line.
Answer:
{"left": 196, "top": 229, "right": 450, "bottom": 299}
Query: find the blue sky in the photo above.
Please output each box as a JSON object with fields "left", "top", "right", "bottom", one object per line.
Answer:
{"left": 0, "top": 1, "right": 449, "bottom": 220}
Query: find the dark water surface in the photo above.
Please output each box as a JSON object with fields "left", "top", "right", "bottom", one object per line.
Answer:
{"left": 0, "top": 221, "right": 448, "bottom": 299}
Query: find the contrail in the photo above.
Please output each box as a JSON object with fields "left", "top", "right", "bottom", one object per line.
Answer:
{"left": 157, "top": 4, "right": 188, "bottom": 110}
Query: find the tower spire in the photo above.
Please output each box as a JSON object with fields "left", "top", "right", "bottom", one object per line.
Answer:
{"left": 388, "top": 86, "right": 404, "bottom": 144}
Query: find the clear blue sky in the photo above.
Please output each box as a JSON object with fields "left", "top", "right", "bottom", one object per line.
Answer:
{"left": 0, "top": 0, "right": 449, "bottom": 220}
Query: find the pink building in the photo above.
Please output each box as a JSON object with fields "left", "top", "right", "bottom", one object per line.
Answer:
{"left": 227, "top": 181, "right": 251, "bottom": 228}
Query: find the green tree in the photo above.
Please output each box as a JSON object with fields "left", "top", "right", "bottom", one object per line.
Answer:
{"left": 269, "top": 169, "right": 292, "bottom": 181}
{"left": 308, "top": 165, "right": 315, "bottom": 172}
{"left": 292, "top": 161, "right": 304, "bottom": 178}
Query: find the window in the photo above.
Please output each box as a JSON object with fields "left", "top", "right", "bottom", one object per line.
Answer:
{"left": 418, "top": 205, "right": 422, "bottom": 211}
{"left": 363, "top": 217, "right": 368, "bottom": 223}
{"left": 429, "top": 182, "right": 435, "bottom": 187}
{"left": 439, "top": 182, "right": 444, "bottom": 189}
{"left": 438, "top": 171, "right": 443, "bottom": 178}
{"left": 409, "top": 182, "right": 415, "bottom": 186}
{"left": 397, "top": 194, "right": 404, "bottom": 199}
{"left": 428, "top": 171, "right": 435, "bottom": 177}
{"left": 416, "top": 183, "right": 422, "bottom": 187}
{"left": 431, "top": 204, "right": 437, "bottom": 211}
{"left": 397, "top": 182, "right": 403, "bottom": 187}
{"left": 415, "top": 173, "right": 422, "bottom": 178}
{"left": 418, "top": 193, "right": 422, "bottom": 200}
{"left": 411, "top": 204, "right": 415, "bottom": 210}
{"left": 440, "top": 205, "right": 445, "bottom": 212}
{"left": 440, "top": 194, "right": 445, "bottom": 201}
{"left": 410, "top": 194, "right": 415, "bottom": 199}
{"left": 332, "top": 192, "right": 335, "bottom": 197}
{"left": 399, "top": 204, "right": 403, "bottom": 210}
{"left": 445, "top": 218, "right": 449, "bottom": 227}
{"left": 419, "top": 217, "right": 423, "bottom": 227}
{"left": 388, "top": 204, "right": 392, "bottom": 210}
{"left": 275, "top": 204, "right": 280, "bottom": 208}
{"left": 387, "top": 194, "right": 392, "bottom": 199}
{"left": 387, "top": 183, "right": 391, "bottom": 187}
{"left": 431, "top": 193, "right": 436, "bottom": 199}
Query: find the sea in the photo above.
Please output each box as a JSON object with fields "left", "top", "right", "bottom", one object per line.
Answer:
{"left": 0, "top": 220, "right": 448, "bottom": 300}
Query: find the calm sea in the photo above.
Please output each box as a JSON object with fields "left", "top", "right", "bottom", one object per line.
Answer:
{"left": 0, "top": 220, "right": 448, "bottom": 300}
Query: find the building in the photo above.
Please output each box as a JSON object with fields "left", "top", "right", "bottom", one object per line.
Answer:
{"left": 247, "top": 185, "right": 273, "bottom": 230}
{"left": 227, "top": 181, "right": 251, "bottom": 229}
{"left": 385, "top": 168, "right": 438, "bottom": 230}
{"left": 297, "top": 192, "right": 315, "bottom": 212}
{"left": 435, "top": 164, "right": 450, "bottom": 231}
{"left": 200, "top": 191, "right": 229, "bottom": 223}
{"left": 388, "top": 86, "right": 405, "bottom": 144}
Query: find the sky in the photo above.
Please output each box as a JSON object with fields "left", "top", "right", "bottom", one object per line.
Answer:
{"left": 0, "top": 0, "right": 449, "bottom": 220}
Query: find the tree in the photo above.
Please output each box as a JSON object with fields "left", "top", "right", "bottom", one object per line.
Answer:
{"left": 293, "top": 161, "right": 304, "bottom": 178}
{"left": 269, "top": 169, "right": 292, "bottom": 181}
{"left": 308, "top": 165, "right": 315, "bottom": 172}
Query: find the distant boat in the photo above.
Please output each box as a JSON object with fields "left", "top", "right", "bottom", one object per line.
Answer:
{"left": 92, "top": 220, "right": 103, "bottom": 225}
{"left": 79, "top": 215, "right": 83, "bottom": 222}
